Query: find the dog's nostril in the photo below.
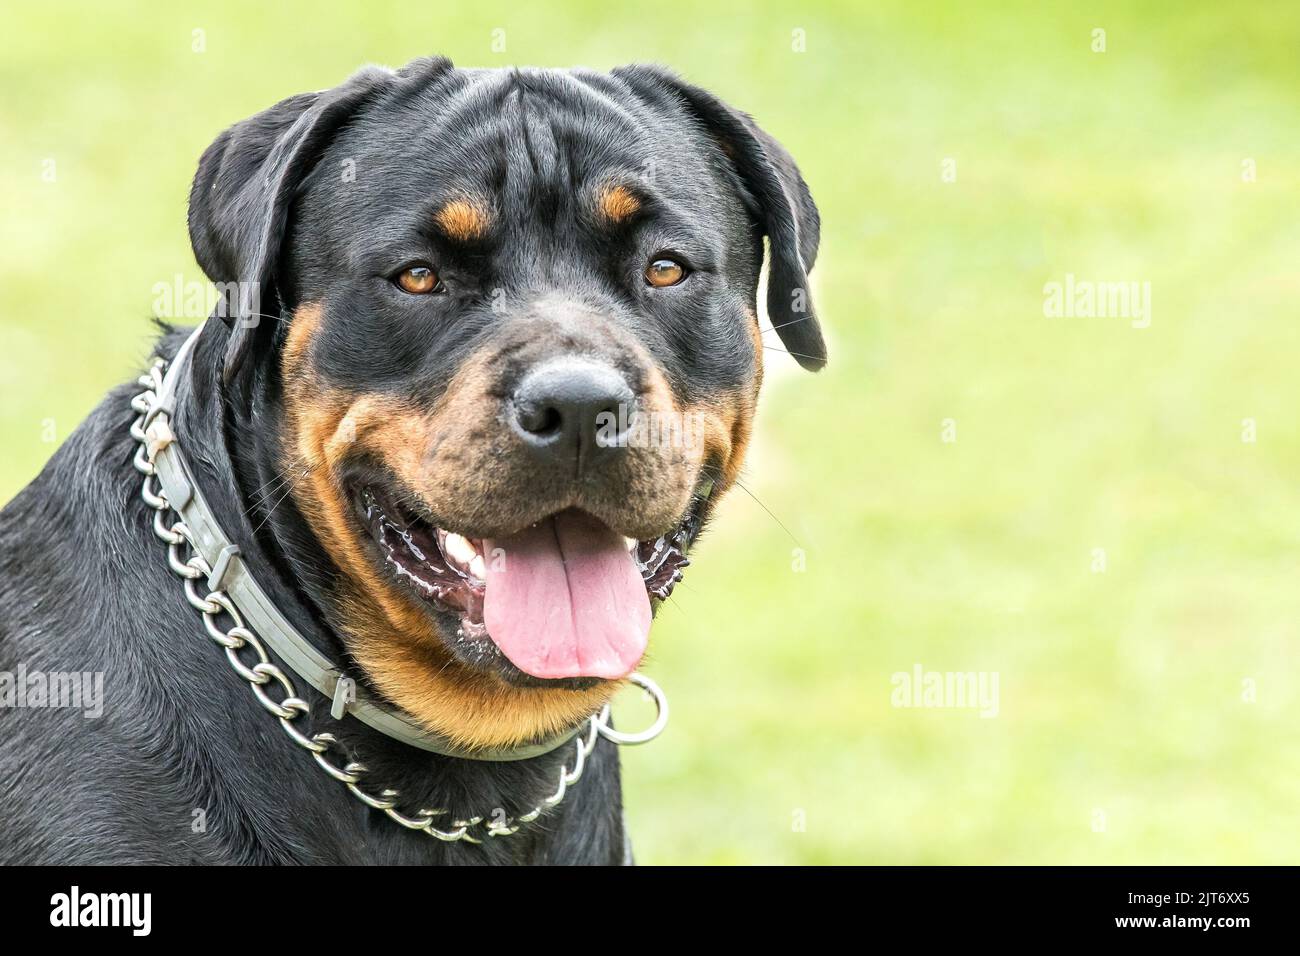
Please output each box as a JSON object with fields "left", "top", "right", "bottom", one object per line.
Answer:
{"left": 516, "top": 402, "right": 563, "bottom": 438}
{"left": 508, "top": 359, "right": 635, "bottom": 468}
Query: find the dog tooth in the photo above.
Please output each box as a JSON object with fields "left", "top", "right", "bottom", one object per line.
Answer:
{"left": 469, "top": 554, "right": 486, "bottom": 580}
{"left": 624, "top": 536, "right": 638, "bottom": 552}
{"left": 443, "top": 532, "right": 478, "bottom": 568}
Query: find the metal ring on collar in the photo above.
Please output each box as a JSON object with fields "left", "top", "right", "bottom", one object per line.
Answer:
{"left": 594, "top": 672, "right": 670, "bottom": 746}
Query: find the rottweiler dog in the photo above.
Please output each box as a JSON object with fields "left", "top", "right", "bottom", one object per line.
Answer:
{"left": 0, "top": 56, "right": 825, "bottom": 864}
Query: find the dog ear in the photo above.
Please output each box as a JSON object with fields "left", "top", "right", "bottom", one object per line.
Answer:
{"left": 187, "top": 58, "right": 453, "bottom": 384}
{"left": 614, "top": 66, "right": 827, "bottom": 371}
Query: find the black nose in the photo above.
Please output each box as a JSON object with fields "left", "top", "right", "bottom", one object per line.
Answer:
{"left": 509, "top": 358, "right": 635, "bottom": 472}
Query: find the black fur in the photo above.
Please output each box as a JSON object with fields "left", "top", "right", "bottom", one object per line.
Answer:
{"left": 0, "top": 57, "right": 822, "bottom": 864}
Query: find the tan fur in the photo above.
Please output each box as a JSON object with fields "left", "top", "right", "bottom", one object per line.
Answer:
{"left": 685, "top": 311, "right": 762, "bottom": 493}
{"left": 685, "top": 390, "right": 754, "bottom": 494}
{"left": 596, "top": 184, "right": 641, "bottom": 224}
{"left": 279, "top": 304, "right": 616, "bottom": 749}
{"left": 433, "top": 197, "right": 491, "bottom": 242}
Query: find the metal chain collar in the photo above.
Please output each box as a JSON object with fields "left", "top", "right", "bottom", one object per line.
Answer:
{"left": 128, "top": 357, "right": 661, "bottom": 844}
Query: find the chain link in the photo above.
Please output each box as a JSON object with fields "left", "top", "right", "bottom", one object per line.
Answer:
{"left": 129, "top": 359, "right": 602, "bottom": 844}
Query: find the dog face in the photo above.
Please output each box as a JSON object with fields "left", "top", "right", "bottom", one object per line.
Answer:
{"left": 187, "top": 58, "right": 825, "bottom": 749}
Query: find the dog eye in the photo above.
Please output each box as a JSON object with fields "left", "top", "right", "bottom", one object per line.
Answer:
{"left": 394, "top": 264, "right": 442, "bottom": 295}
{"left": 644, "top": 258, "right": 687, "bottom": 288}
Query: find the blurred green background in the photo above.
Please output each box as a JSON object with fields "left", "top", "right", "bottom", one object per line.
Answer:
{"left": 3, "top": 1, "right": 1299, "bottom": 864}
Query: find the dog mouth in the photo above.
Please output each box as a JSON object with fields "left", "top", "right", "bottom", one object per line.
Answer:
{"left": 351, "top": 483, "right": 709, "bottom": 684}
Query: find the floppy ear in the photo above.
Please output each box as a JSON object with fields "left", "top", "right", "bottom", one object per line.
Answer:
{"left": 187, "top": 58, "right": 453, "bottom": 384}
{"left": 614, "top": 66, "right": 827, "bottom": 371}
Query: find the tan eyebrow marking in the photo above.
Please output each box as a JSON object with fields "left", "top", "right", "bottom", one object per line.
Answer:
{"left": 596, "top": 183, "right": 641, "bottom": 224}
{"left": 433, "top": 197, "right": 491, "bottom": 242}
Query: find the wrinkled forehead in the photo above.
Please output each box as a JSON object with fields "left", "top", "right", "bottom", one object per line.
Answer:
{"left": 311, "top": 67, "right": 725, "bottom": 238}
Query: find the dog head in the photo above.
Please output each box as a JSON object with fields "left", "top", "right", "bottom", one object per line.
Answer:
{"left": 187, "top": 57, "right": 825, "bottom": 750}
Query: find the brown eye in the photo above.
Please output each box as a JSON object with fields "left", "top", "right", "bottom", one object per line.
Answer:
{"left": 645, "top": 258, "right": 686, "bottom": 288}
{"left": 396, "top": 265, "right": 440, "bottom": 294}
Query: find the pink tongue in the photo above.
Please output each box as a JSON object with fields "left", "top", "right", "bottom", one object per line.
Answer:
{"left": 483, "top": 511, "right": 651, "bottom": 680}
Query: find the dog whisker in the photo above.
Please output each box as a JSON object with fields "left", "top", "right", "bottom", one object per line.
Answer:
{"left": 760, "top": 313, "right": 819, "bottom": 335}
{"left": 762, "top": 344, "right": 826, "bottom": 363}
{"left": 219, "top": 310, "right": 293, "bottom": 326}
{"left": 698, "top": 463, "right": 802, "bottom": 548}
{"left": 240, "top": 465, "right": 302, "bottom": 520}
{"left": 248, "top": 465, "right": 311, "bottom": 537}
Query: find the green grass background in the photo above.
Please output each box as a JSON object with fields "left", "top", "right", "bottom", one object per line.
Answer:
{"left": 3, "top": 1, "right": 1298, "bottom": 863}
